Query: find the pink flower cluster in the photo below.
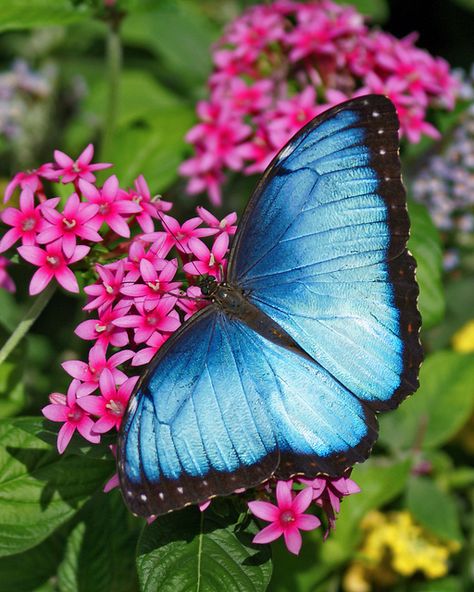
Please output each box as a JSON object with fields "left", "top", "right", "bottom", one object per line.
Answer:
{"left": 180, "top": 0, "right": 460, "bottom": 205}
{"left": 249, "top": 474, "right": 360, "bottom": 554}
{"left": 0, "top": 145, "right": 236, "bottom": 452}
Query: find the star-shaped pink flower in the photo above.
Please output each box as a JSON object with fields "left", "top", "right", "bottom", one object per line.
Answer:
{"left": 0, "top": 188, "right": 48, "bottom": 252}
{"left": 38, "top": 193, "right": 101, "bottom": 257}
{"left": 77, "top": 370, "right": 139, "bottom": 433}
{"left": 249, "top": 481, "right": 320, "bottom": 555}
{"left": 79, "top": 175, "right": 141, "bottom": 237}
{"left": 18, "top": 239, "right": 89, "bottom": 295}
{"left": 42, "top": 379, "right": 100, "bottom": 453}
{"left": 54, "top": 144, "right": 112, "bottom": 184}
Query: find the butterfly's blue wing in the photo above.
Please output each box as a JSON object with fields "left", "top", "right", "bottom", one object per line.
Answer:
{"left": 118, "top": 305, "right": 376, "bottom": 517}
{"left": 228, "top": 95, "right": 422, "bottom": 414}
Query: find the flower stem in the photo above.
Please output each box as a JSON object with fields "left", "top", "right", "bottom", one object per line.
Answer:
{"left": 100, "top": 18, "right": 122, "bottom": 161}
{"left": 0, "top": 283, "right": 56, "bottom": 366}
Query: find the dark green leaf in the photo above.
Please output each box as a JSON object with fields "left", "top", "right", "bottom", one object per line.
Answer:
{"left": 379, "top": 351, "right": 474, "bottom": 451}
{"left": 0, "top": 417, "right": 114, "bottom": 557}
{"left": 0, "top": 529, "right": 66, "bottom": 592}
{"left": 406, "top": 476, "right": 463, "bottom": 544}
{"left": 0, "top": 1, "right": 91, "bottom": 31}
{"left": 412, "top": 577, "right": 463, "bottom": 592}
{"left": 57, "top": 491, "right": 140, "bottom": 592}
{"left": 137, "top": 504, "right": 272, "bottom": 592}
{"left": 408, "top": 200, "right": 445, "bottom": 329}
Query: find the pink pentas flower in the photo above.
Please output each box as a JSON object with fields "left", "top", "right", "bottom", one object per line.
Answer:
{"left": 124, "top": 175, "right": 173, "bottom": 234}
{"left": 120, "top": 258, "right": 181, "bottom": 307}
{"left": 84, "top": 261, "right": 127, "bottom": 312}
{"left": 77, "top": 370, "right": 139, "bottom": 433}
{"left": 196, "top": 207, "right": 237, "bottom": 236}
{"left": 175, "top": 286, "right": 206, "bottom": 321}
{"left": 42, "top": 379, "right": 100, "bottom": 453}
{"left": 37, "top": 193, "right": 102, "bottom": 258}
{"left": 79, "top": 176, "right": 141, "bottom": 238}
{"left": 249, "top": 481, "right": 321, "bottom": 555}
{"left": 131, "top": 331, "right": 169, "bottom": 366}
{"left": 0, "top": 256, "right": 15, "bottom": 292}
{"left": 183, "top": 233, "right": 229, "bottom": 280}
{"left": 0, "top": 187, "right": 48, "bottom": 252}
{"left": 75, "top": 301, "right": 132, "bottom": 347}
{"left": 113, "top": 297, "right": 180, "bottom": 344}
{"left": 124, "top": 237, "right": 173, "bottom": 283}
{"left": 181, "top": 0, "right": 460, "bottom": 203}
{"left": 53, "top": 144, "right": 112, "bottom": 184}
{"left": 62, "top": 341, "right": 134, "bottom": 397}
{"left": 4, "top": 164, "right": 58, "bottom": 203}
{"left": 18, "top": 239, "right": 89, "bottom": 295}
{"left": 299, "top": 474, "right": 360, "bottom": 536}
{"left": 144, "top": 214, "right": 217, "bottom": 254}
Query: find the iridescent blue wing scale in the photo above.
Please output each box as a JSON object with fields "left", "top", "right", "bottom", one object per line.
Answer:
{"left": 118, "top": 95, "right": 422, "bottom": 516}
{"left": 118, "top": 306, "right": 377, "bottom": 517}
{"left": 228, "top": 94, "right": 422, "bottom": 415}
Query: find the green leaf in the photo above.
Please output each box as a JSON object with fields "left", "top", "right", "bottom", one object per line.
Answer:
{"left": 379, "top": 351, "right": 474, "bottom": 451}
{"left": 0, "top": 1, "right": 91, "bottom": 31}
{"left": 85, "top": 71, "right": 182, "bottom": 130}
{"left": 0, "top": 529, "right": 66, "bottom": 592}
{"left": 334, "top": 0, "right": 389, "bottom": 21}
{"left": 319, "top": 458, "right": 411, "bottom": 565}
{"left": 137, "top": 504, "right": 272, "bottom": 592}
{"left": 109, "top": 105, "right": 195, "bottom": 190}
{"left": 122, "top": 1, "right": 216, "bottom": 93}
{"left": 425, "top": 276, "right": 474, "bottom": 351}
{"left": 57, "top": 491, "right": 140, "bottom": 592}
{"left": 406, "top": 476, "right": 463, "bottom": 544}
{"left": 0, "top": 417, "right": 115, "bottom": 557}
{"left": 450, "top": 0, "right": 474, "bottom": 11}
{"left": 408, "top": 200, "right": 445, "bottom": 329}
{"left": 412, "top": 577, "right": 463, "bottom": 592}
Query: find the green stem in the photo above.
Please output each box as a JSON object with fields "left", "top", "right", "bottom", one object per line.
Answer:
{"left": 100, "top": 20, "right": 122, "bottom": 161}
{"left": 0, "top": 283, "right": 56, "bottom": 366}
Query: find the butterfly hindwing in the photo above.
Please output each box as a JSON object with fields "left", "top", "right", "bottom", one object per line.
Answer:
{"left": 228, "top": 94, "right": 422, "bottom": 412}
{"left": 118, "top": 306, "right": 378, "bottom": 517}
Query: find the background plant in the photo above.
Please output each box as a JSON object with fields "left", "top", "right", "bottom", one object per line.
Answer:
{"left": 0, "top": 1, "right": 473, "bottom": 592}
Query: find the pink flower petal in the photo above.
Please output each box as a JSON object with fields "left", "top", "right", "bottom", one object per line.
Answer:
{"left": 57, "top": 422, "right": 76, "bottom": 454}
{"left": 42, "top": 404, "right": 68, "bottom": 422}
{"left": 283, "top": 526, "right": 302, "bottom": 555}
{"left": 292, "top": 486, "right": 314, "bottom": 514}
{"left": 248, "top": 500, "right": 280, "bottom": 522}
{"left": 253, "top": 522, "right": 283, "bottom": 545}
{"left": 77, "top": 395, "right": 106, "bottom": 415}
{"left": 29, "top": 267, "right": 54, "bottom": 295}
{"left": 55, "top": 266, "right": 79, "bottom": 293}
{"left": 77, "top": 416, "right": 101, "bottom": 443}
{"left": 276, "top": 480, "right": 293, "bottom": 510}
{"left": 296, "top": 514, "right": 321, "bottom": 531}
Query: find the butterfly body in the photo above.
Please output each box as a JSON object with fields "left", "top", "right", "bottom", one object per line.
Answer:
{"left": 118, "top": 95, "right": 423, "bottom": 518}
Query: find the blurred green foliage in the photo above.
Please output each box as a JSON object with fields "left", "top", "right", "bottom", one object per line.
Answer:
{"left": 0, "top": 1, "right": 473, "bottom": 591}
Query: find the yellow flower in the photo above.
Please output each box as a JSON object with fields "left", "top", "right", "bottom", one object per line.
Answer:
{"left": 343, "top": 511, "right": 459, "bottom": 591}
{"left": 452, "top": 320, "right": 474, "bottom": 353}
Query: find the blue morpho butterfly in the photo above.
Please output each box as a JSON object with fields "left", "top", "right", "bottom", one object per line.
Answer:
{"left": 118, "top": 94, "right": 423, "bottom": 517}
